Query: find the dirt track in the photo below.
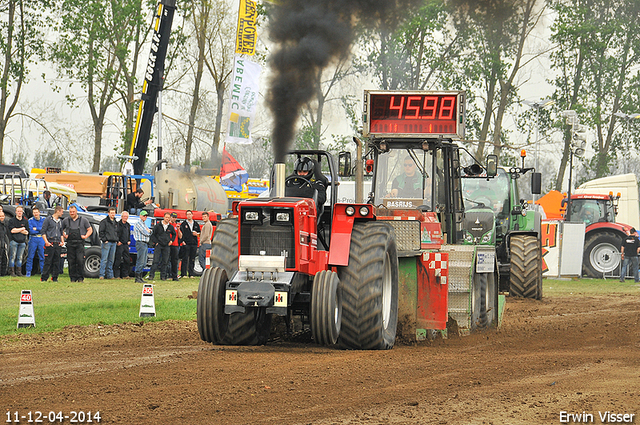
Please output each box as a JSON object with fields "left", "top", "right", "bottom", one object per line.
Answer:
{"left": 1, "top": 293, "right": 640, "bottom": 424}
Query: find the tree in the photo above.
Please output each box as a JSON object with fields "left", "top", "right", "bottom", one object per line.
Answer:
{"left": 10, "top": 150, "right": 27, "bottom": 169}
{"left": 100, "top": 154, "right": 121, "bottom": 172}
{"left": 448, "top": 0, "right": 547, "bottom": 160}
{"left": 549, "top": 0, "right": 640, "bottom": 188}
{"left": 0, "top": 0, "right": 48, "bottom": 163}
{"left": 178, "top": 0, "right": 236, "bottom": 169}
{"left": 225, "top": 136, "right": 272, "bottom": 179}
{"left": 49, "top": 0, "right": 143, "bottom": 172}
{"left": 300, "top": 58, "right": 357, "bottom": 150}
{"left": 357, "top": 0, "right": 460, "bottom": 91}
{"left": 33, "top": 149, "right": 66, "bottom": 169}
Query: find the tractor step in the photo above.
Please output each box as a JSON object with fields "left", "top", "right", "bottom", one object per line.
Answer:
{"left": 441, "top": 245, "right": 475, "bottom": 333}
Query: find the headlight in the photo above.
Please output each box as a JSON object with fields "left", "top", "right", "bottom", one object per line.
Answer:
{"left": 359, "top": 206, "right": 370, "bottom": 216}
{"left": 245, "top": 211, "right": 259, "bottom": 221}
{"left": 275, "top": 212, "right": 290, "bottom": 222}
{"left": 345, "top": 206, "right": 355, "bottom": 216}
{"left": 464, "top": 233, "right": 474, "bottom": 243}
{"left": 481, "top": 231, "right": 493, "bottom": 243}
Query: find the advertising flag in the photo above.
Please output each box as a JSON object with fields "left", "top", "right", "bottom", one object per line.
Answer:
{"left": 220, "top": 147, "right": 249, "bottom": 192}
{"left": 225, "top": 56, "right": 261, "bottom": 145}
{"left": 236, "top": 0, "right": 258, "bottom": 55}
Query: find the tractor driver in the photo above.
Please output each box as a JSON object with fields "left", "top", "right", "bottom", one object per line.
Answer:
{"left": 579, "top": 203, "right": 598, "bottom": 225}
{"left": 285, "top": 157, "right": 328, "bottom": 210}
{"left": 389, "top": 156, "right": 428, "bottom": 199}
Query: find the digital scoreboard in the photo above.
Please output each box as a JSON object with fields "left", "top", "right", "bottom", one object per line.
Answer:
{"left": 363, "top": 90, "right": 465, "bottom": 139}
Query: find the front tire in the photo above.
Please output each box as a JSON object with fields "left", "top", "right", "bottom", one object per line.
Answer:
{"left": 197, "top": 268, "right": 229, "bottom": 344}
{"left": 510, "top": 235, "right": 541, "bottom": 299}
{"left": 201, "top": 218, "right": 271, "bottom": 345}
{"left": 311, "top": 270, "right": 342, "bottom": 346}
{"left": 472, "top": 273, "right": 489, "bottom": 330}
{"left": 338, "top": 222, "right": 399, "bottom": 350}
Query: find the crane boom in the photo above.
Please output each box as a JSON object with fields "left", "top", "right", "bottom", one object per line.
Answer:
{"left": 130, "top": 0, "right": 176, "bottom": 175}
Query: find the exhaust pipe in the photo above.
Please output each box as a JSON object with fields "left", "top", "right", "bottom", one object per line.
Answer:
{"left": 273, "top": 163, "right": 285, "bottom": 198}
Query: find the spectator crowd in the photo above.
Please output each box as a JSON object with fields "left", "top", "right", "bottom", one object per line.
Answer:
{"left": 0, "top": 204, "right": 216, "bottom": 282}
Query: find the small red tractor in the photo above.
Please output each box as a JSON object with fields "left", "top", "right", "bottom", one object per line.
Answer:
{"left": 564, "top": 193, "right": 632, "bottom": 278}
{"left": 198, "top": 90, "right": 504, "bottom": 348}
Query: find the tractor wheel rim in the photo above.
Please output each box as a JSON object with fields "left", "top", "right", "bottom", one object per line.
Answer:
{"left": 590, "top": 242, "right": 620, "bottom": 273}
{"left": 382, "top": 252, "right": 392, "bottom": 329}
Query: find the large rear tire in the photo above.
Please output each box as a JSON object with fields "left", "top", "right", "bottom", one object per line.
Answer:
{"left": 509, "top": 235, "right": 541, "bottom": 299}
{"left": 210, "top": 218, "right": 239, "bottom": 273}
{"left": 311, "top": 270, "right": 342, "bottom": 346}
{"left": 582, "top": 231, "right": 622, "bottom": 278}
{"left": 338, "top": 222, "right": 399, "bottom": 350}
{"left": 201, "top": 218, "right": 271, "bottom": 346}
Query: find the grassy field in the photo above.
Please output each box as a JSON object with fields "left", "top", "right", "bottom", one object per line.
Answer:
{"left": 0, "top": 275, "right": 199, "bottom": 336}
{"left": 544, "top": 276, "right": 640, "bottom": 296}
{"left": 1, "top": 274, "right": 639, "bottom": 337}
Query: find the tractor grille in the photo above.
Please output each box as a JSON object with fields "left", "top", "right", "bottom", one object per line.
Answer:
{"left": 385, "top": 220, "right": 420, "bottom": 252}
{"left": 463, "top": 210, "right": 494, "bottom": 238}
{"left": 241, "top": 222, "right": 295, "bottom": 269}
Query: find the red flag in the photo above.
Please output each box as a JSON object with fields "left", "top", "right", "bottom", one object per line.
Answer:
{"left": 220, "top": 147, "right": 248, "bottom": 191}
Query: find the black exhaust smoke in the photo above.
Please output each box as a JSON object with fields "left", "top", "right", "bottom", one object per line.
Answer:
{"left": 267, "top": 0, "right": 421, "bottom": 163}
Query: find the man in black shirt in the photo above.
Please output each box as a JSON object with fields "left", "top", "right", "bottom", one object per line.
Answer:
{"left": 62, "top": 205, "right": 93, "bottom": 282}
{"left": 148, "top": 212, "right": 176, "bottom": 281}
{"left": 113, "top": 211, "right": 132, "bottom": 279}
{"left": 620, "top": 227, "right": 640, "bottom": 282}
{"left": 179, "top": 210, "right": 200, "bottom": 278}
{"left": 41, "top": 206, "right": 65, "bottom": 282}
{"left": 126, "top": 188, "right": 152, "bottom": 215}
{"left": 0, "top": 207, "right": 7, "bottom": 275}
{"left": 98, "top": 207, "right": 119, "bottom": 279}
{"left": 8, "top": 206, "right": 29, "bottom": 276}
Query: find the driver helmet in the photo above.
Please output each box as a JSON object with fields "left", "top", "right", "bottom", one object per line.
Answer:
{"left": 583, "top": 204, "right": 597, "bottom": 217}
{"left": 294, "top": 157, "right": 314, "bottom": 175}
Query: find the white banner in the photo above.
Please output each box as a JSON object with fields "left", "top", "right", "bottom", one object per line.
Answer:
{"left": 225, "top": 56, "right": 261, "bottom": 144}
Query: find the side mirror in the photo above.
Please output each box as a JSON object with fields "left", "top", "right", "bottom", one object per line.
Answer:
{"left": 486, "top": 154, "right": 498, "bottom": 177}
{"left": 338, "top": 151, "right": 352, "bottom": 177}
{"left": 531, "top": 172, "right": 541, "bottom": 195}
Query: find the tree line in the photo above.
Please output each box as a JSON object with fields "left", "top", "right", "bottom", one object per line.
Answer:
{"left": 1, "top": 0, "right": 639, "bottom": 189}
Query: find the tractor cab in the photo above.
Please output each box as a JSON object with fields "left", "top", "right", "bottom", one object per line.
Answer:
{"left": 265, "top": 150, "right": 339, "bottom": 250}
{"left": 462, "top": 168, "right": 511, "bottom": 244}
{"left": 372, "top": 145, "right": 434, "bottom": 210}
{"left": 569, "top": 195, "right": 616, "bottom": 226}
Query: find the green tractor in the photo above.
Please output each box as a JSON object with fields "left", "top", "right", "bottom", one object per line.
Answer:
{"left": 462, "top": 155, "right": 543, "bottom": 299}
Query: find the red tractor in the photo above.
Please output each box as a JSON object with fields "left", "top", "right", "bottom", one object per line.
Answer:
{"left": 198, "top": 150, "right": 398, "bottom": 349}
{"left": 565, "top": 193, "right": 632, "bottom": 278}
